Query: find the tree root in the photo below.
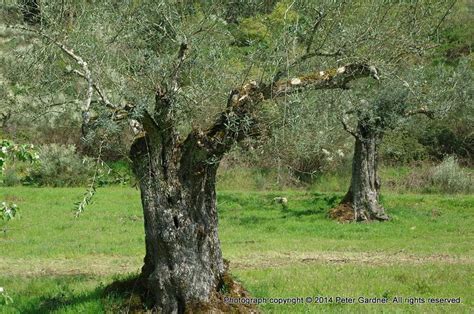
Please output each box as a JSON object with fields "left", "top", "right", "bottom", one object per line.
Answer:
{"left": 103, "top": 262, "right": 257, "bottom": 313}
{"left": 188, "top": 270, "right": 257, "bottom": 313}
{"left": 329, "top": 202, "right": 389, "bottom": 223}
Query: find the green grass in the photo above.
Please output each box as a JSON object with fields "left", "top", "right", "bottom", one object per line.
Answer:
{"left": 0, "top": 187, "right": 473, "bottom": 313}
{"left": 217, "top": 164, "right": 473, "bottom": 194}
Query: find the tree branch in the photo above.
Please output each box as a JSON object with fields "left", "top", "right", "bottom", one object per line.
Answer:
{"left": 340, "top": 116, "right": 358, "bottom": 138}
{"left": 10, "top": 26, "right": 94, "bottom": 123}
{"left": 9, "top": 25, "right": 124, "bottom": 125}
{"left": 269, "top": 62, "right": 379, "bottom": 98}
{"left": 305, "top": 10, "right": 325, "bottom": 53}
{"left": 147, "top": 42, "right": 190, "bottom": 133}
{"left": 271, "top": 49, "right": 343, "bottom": 84}
{"left": 71, "top": 69, "right": 118, "bottom": 110}
{"left": 170, "top": 42, "right": 189, "bottom": 92}
{"left": 431, "top": 0, "right": 457, "bottom": 36}
{"left": 191, "top": 63, "right": 378, "bottom": 158}
{"left": 404, "top": 106, "right": 435, "bottom": 119}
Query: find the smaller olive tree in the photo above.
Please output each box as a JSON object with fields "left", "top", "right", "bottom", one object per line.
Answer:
{"left": 330, "top": 61, "right": 472, "bottom": 222}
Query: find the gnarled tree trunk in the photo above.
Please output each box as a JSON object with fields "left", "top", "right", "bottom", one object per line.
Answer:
{"left": 331, "top": 121, "right": 388, "bottom": 222}
{"left": 128, "top": 63, "right": 377, "bottom": 311}
{"left": 131, "top": 134, "right": 225, "bottom": 312}
{"left": 128, "top": 86, "right": 255, "bottom": 311}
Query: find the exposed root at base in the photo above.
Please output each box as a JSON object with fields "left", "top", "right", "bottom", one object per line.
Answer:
{"left": 329, "top": 202, "right": 355, "bottom": 222}
{"left": 103, "top": 269, "right": 257, "bottom": 313}
{"left": 329, "top": 202, "right": 389, "bottom": 223}
{"left": 189, "top": 271, "right": 257, "bottom": 313}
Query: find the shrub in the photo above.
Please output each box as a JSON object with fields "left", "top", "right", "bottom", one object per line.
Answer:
{"left": 397, "top": 163, "right": 435, "bottom": 193}
{"left": 431, "top": 156, "right": 473, "bottom": 194}
{"left": 28, "top": 144, "right": 95, "bottom": 187}
{"left": 380, "top": 130, "right": 427, "bottom": 164}
{"left": 2, "top": 163, "right": 27, "bottom": 186}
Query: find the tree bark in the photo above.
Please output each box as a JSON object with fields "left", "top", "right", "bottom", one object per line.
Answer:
{"left": 128, "top": 92, "right": 234, "bottom": 310}
{"left": 130, "top": 134, "right": 225, "bottom": 312}
{"left": 128, "top": 64, "right": 378, "bottom": 311}
{"left": 336, "top": 121, "right": 389, "bottom": 222}
{"left": 128, "top": 85, "right": 255, "bottom": 311}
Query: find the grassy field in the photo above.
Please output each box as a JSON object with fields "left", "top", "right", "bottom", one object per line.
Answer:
{"left": 0, "top": 186, "right": 473, "bottom": 313}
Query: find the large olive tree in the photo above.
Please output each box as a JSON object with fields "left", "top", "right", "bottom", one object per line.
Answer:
{"left": 1, "top": 0, "right": 460, "bottom": 311}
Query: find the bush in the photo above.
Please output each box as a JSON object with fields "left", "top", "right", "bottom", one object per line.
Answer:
{"left": 2, "top": 163, "right": 28, "bottom": 186}
{"left": 397, "top": 164, "right": 435, "bottom": 193}
{"left": 390, "top": 158, "right": 472, "bottom": 194}
{"left": 380, "top": 130, "right": 427, "bottom": 164}
{"left": 28, "top": 144, "right": 95, "bottom": 187}
{"left": 431, "top": 156, "right": 473, "bottom": 194}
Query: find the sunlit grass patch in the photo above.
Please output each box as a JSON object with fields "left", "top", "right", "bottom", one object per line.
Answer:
{"left": 0, "top": 187, "right": 472, "bottom": 312}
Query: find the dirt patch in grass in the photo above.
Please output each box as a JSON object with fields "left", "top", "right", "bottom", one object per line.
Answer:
{"left": 0, "top": 255, "right": 142, "bottom": 277}
{"left": 3, "top": 194, "right": 24, "bottom": 202}
{"left": 230, "top": 251, "right": 473, "bottom": 269}
{"left": 1, "top": 251, "right": 472, "bottom": 278}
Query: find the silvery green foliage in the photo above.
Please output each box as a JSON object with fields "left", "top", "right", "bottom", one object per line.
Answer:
{"left": 432, "top": 156, "right": 473, "bottom": 194}
{"left": 0, "top": 139, "right": 37, "bottom": 224}
{"left": 28, "top": 144, "right": 94, "bottom": 187}
{"left": 340, "top": 58, "right": 472, "bottom": 134}
{"left": 253, "top": 89, "right": 354, "bottom": 179}
{"left": 0, "top": 201, "right": 18, "bottom": 222}
{"left": 0, "top": 286, "right": 14, "bottom": 305}
{"left": 3, "top": 1, "right": 240, "bottom": 137}
{"left": 231, "top": 0, "right": 459, "bottom": 178}
{"left": 231, "top": 56, "right": 472, "bottom": 180}
{"left": 0, "top": 1, "right": 462, "bottom": 181}
{"left": 2, "top": 1, "right": 453, "bottom": 133}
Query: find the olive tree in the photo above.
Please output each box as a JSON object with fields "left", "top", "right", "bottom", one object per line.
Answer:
{"left": 331, "top": 62, "right": 472, "bottom": 222}
{"left": 263, "top": 0, "right": 465, "bottom": 222}
{"left": 1, "top": 0, "right": 459, "bottom": 311}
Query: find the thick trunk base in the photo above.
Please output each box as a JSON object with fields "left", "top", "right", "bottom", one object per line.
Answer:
{"left": 329, "top": 200, "right": 389, "bottom": 223}
{"left": 188, "top": 270, "right": 256, "bottom": 313}
{"left": 104, "top": 268, "right": 256, "bottom": 313}
{"left": 329, "top": 124, "right": 389, "bottom": 223}
{"left": 329, "top": 189, "right": 389, "bottom": 223}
